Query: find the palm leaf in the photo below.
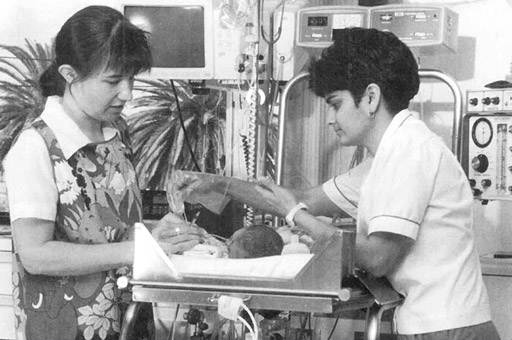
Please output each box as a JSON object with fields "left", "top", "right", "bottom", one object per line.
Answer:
{"left": 125, "top": 78, "right": 226, "bottom": 190}
{"left": 0, "top": 40, "right": 54, "bottom": 167}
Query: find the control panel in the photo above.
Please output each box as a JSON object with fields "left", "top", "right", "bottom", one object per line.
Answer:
{"left": 370, "top": 5, "right": 458, "bottom": 52}
{"left": 142, "top": 190, "right": 169, "bottom": 220}
{"left": 295, "top": 5, "right": 458, "bottom": 51}
{"left": 466, "top": 89, "right": 512, "bottom": 113}
{"left": 296, "top": 6, "right": 370, "bottom": 48}
{"left": 462, "top": 92, "right": 512, "bottom": 200}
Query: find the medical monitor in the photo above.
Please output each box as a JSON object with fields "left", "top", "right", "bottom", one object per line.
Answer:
{"left": 121, "top": 0, "right": 214, "bottom": 80}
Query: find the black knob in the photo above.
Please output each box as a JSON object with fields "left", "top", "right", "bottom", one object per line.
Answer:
{"left": 184, "top": 309, "right": 204, "bottom": 324}
{"left": 472, "top": 188, "right": 482, "bottom": 196}
{"left": 471, "top": 154, "right": 489, "bottom": 173}
{"left": 469, "top": 98, "right": 478, "bottom": 106}
{"left": 482, "top": 97, "right": 491, "bottom": 105}
{"left": 469, "top": 179, "right": 476, "bottom": 187}
{"left": 492, "top": 97, "right": 500, "bottom": 105}
{"left": 481, "top": 179, "right": 492, "bottom": 188}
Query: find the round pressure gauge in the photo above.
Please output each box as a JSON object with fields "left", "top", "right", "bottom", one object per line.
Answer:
{"left": 471, "top": 117, "right": 493, "bottom": 148}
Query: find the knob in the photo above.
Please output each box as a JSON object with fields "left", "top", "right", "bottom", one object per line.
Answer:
{"left": 469, "top": 98, "right": 478, "bottom": 106}
{"left": 481, "top": 179, "right": 492, "bottom": 188}
{"left": 471, "top": 154, "right": 489, "bottom": 173}
{"left": 469, "top": 179, "right": 476, "bottom": 187}
{"left": 491, "top": 97, "right": 500, "bottom": 105}
{"left": 482, "top": 97, "right": 491, "bottom": 105}
{"left": 472, "top": 188, "right": 482, "bottom": 196}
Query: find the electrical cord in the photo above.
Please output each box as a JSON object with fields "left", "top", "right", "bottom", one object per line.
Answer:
{"left": 260, "top": 0, "right": 286, "bottom": 45}
{"left": 326, "top": 316, "right": 340, "bottom": 340}
{"left": 170, "top": 79, "right": 201, "bottom": 172}
{"left": 166, "top": 304, "right": 181, "bottom": 340}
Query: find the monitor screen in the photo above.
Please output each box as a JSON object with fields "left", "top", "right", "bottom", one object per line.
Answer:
{"left": 125, "top": 6, "right": 205, "bottom": 69}
{"left": 122, "top": 1, "right": 214, "bottom": 80}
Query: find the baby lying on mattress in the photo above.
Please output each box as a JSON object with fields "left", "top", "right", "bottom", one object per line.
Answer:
{"left": 151, "top": 212, "right": 287, "bottom": 259}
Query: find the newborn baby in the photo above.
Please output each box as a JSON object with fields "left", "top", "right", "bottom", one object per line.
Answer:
{"left": 154, "top": 213, "right": 284, "bottom": 259}
{"left": 184, "top": 224, "right": 284, "bottom": 259}
{"left": 227, "top": 224, "right": 284, "bottom": 259}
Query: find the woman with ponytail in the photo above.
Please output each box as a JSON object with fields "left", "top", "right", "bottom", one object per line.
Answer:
{"left": 3, "top": 6, "right": 203, "bottom": 340}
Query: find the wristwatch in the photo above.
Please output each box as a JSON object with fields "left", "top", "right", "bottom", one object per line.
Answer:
{"left": 285, "top": 202, "right": 309, "bottom": 227}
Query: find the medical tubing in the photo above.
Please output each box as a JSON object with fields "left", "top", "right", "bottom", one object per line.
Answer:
{"left": 244, "top": 68, "right": 258, "bottom": 225}
{"left": 237, "top": 316, "right": 255, "bottom": 340}
{"left": 241, "top": 303, "right": 259, "bottom": 340}
{"left": 240, "top": 133, "right": 251, "bottom": 171}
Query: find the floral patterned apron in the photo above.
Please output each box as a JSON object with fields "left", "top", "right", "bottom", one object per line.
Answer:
{"left": 12, "top": 119, "right": 143, "bottom": 340}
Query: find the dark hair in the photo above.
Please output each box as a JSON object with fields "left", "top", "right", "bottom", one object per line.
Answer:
{"left": 236, "top": 224, "right": 284, "bottom": 258}
{"left": 40, "top": 5, "right": 152, "bottom": 97}
{"left": 308, "top": 27, "right": 420, "bottom": 114}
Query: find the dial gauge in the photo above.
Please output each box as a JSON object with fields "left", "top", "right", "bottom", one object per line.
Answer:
{"left": 471, "top": 117, "right": 493, "bottom": 148}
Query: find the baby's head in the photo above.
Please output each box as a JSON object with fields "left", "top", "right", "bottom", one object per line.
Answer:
{"left": 227, "top": 224, "right": 284, "bottom": 259}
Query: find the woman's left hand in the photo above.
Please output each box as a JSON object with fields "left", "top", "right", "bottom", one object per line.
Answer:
{"left": 152, "top": 212, "right": 206, "bottom": 254}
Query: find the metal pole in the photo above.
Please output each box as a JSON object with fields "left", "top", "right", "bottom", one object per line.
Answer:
{"left": 275, "top": 71, "right": 310, "bottom": 186}
{"left": 119, "top": 301, "right": 143, "bottom": 340}
{"left": 364, "top": 302, "right": 399, "bottom": 340}
{"left": 418, "top": 69, "right": 464, "bottom": 161}
{"left": 276, "top": 69, "right": 464, "bottom": 186}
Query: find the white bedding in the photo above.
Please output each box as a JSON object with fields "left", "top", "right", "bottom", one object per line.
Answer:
{"left": 169, "top": 253, "right": 314, "bottom": 279}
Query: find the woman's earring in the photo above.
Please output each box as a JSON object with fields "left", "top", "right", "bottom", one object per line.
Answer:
{"left": 369, "top": 110, "right": 376, "bottom": 118}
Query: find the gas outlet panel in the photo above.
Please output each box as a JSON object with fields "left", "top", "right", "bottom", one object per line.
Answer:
{"left": 462, "top": 112, "right": 512, "bottom": 200}
{"left": 467, "top": 89, "right": 512, "bottom": 113}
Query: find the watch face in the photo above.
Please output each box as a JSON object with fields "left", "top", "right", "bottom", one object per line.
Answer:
{"left": 471, "top": 117, "right": 493, "bottom": 148}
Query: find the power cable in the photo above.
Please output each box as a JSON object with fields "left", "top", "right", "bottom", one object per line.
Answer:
{"left": 170, "top": 79, "right": 201, "bottom": 172}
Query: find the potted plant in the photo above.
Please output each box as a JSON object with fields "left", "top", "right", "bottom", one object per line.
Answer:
{"left": 125, "top": 79, "right": 226, "bottom": 190}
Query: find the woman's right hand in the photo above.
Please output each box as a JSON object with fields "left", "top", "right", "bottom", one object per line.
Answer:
{"left": 170, "top": 171, "right": 219, "bottom": 203}
{"left": 253, "top": 178, "right": 298, "bottom": 217}
{"left": 152, "top": 212, "right": 205, "bottom": 254}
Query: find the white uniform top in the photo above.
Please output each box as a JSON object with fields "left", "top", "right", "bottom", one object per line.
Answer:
{"left": 324, "top": 109, "right": 491, "bottom": 334}
{"left": 4, "top": 96, "right": 118, "bottom": 222}
{"left": 322, "top": 157, "right": 372, "bottom": 219}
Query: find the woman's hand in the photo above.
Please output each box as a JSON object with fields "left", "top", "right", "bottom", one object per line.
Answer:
{"left": 152, "top": 212, "right": 206, "bottom": 254}
{"left": 255, "top": 179, "right": 337, "bottom": 242}
{"left": 253, "top": 178, "right": 297, "bottom": 217}
{"left": 170, "top": 171, "right": 218, "bottom": 204}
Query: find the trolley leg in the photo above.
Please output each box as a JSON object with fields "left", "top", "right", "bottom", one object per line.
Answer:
{"left": 364, "top": 302, "right": 396, "bottom": 340}
{"left": 120, "top": 301, "right": 143, "bottom": 340}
